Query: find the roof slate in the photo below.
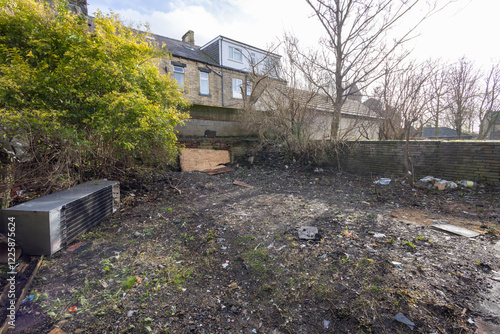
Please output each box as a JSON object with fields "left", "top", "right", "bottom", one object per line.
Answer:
{"left": 151, "top": 33, "right": 219, "bottom": 66}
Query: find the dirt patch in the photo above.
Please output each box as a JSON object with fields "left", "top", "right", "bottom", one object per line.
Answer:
{"left": 2, "top": 161, "right": 500, "bottom": 333}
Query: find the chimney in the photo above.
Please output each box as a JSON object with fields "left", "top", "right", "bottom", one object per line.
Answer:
{"left": 182, "top": 30, "right": 195, "bottom": 45}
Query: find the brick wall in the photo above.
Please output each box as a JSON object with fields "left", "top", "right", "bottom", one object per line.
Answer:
{"left": 339, "top": 141, "right": 500, "bottom": 184}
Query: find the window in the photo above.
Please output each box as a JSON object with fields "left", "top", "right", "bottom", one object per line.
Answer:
{"left": 232, "top": 78, "right": 243, "bottom": 99}
{"left": 200, "top": 72, "right": 209, "bottom": 95}
{"left": 229, "top": 46, "right": 243, "bottom": 62}
{"left": 250, "top": 52, "right": 256, "bottom": 65}
{"left": 173, "top": 66, "right": 185, "bottom": 87}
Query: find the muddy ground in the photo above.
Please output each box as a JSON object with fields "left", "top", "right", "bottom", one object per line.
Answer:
{"left": 2, "top": 154, "right": 500, "bottom": 333}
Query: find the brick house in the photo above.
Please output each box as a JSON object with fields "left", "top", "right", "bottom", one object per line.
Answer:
{"left": 152, "top": 31, "right": 281, "bottom": 137}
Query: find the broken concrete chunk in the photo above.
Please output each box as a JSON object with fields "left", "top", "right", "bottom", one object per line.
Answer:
{"left": 298, "top": 226, "right": 320, "bottom": 240}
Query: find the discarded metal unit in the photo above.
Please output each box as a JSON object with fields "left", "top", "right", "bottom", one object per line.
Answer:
{"left": 0, "top": 180, "right": 119, "bottom": 256}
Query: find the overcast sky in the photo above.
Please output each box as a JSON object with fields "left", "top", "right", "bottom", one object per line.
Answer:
{"left": 87, "top": 0, "right": 498, "bottom": 70}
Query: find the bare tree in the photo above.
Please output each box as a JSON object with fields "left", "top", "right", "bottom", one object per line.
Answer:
{"left": 477, "top": 62, "right": 500, "bottom": 139}
{"left": 445, "top": 57, "right": 479, "bottom": 138}
{"left": 372, "top": 60, "right": 435, "bottom": 185}
{"left": 285, "top": 0, "right": 446, "bottom": 140}
{"left": 428, "top": 60, "right": 451, "bottom": 137}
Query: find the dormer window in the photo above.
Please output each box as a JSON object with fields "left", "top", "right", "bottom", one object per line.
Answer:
{"left": 229, "top": 46, "right": 243, "bottom": 62}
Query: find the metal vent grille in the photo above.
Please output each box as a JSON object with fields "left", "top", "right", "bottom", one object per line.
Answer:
{"left": 61, "top": 186, "right": 114, "bottom": 247}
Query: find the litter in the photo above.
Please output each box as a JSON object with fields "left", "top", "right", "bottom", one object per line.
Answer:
{"left": 374, "top": 178, "right": 391, "bottom": 185}
{"left": 459, "top": 180, "right": 477, "bottom": 188}
{"left": 431, "top": 224, "right": 480, "bottom": 238}
{"left": 373, "top": 233, "right": 386, "bottom": 238}
{"left": 323, "top": 319, "right": 330, "bottom": 328}
{"left": 394, "top": 312, "right": 415, "bottom": 330}
{"left": 419, "top": 176, "right": 457, "bottom": 190}
{"left": 69, "top": 306, "right": 78, "bottom": 313}
{"left": 391, "top": 261, "right": 403, "bottom": 269}
{"left": 298, "top": 226, "right": 320, "bottom": 240}
{"left": 233, "top": 180, "right": 253, "bottom": 188}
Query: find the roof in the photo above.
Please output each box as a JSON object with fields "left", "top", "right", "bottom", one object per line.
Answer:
{"left": 292, "top": 89, "right": 378, "bottom": 119}
{"left": 421, "top": 127, "right": 458, "bottom": 137}
{"left": 257, "top": 86, "right": 378, "bottom": 119}
{"left": 151, "top": 33, "right": 219, "bottom": 66}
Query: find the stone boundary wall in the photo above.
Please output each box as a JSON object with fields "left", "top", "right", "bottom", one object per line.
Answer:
{"left": 340, "top": 141, "right": 500, "bottom": 184}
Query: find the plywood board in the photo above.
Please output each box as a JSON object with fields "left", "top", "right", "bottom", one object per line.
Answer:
{"left": 180, "top": 148, "right": 230, "bottom": 172}
{"left": 431, "top": 224, "right": 481, "bottom": 238}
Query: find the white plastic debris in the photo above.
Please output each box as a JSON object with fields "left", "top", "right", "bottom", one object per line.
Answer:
{"left": 375, "top": 178, "right": 391, "bottom": 185}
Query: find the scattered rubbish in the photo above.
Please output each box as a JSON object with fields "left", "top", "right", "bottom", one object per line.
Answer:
{"left": 431, "top": 224, "right": 480, "bottom": 238}
{"left": 127, "top": 310, "right": 135, "bottom": 317}
{"left": 267, "top": 242, "right": 274, "bottom": 249}
{"left": 298, "top": 226, "right": 320, "bottom": 240}
{"left": 228, "top": 282, "right": 238, "bottom": 289}
{"left": 459, "top": 180, "right": 477, "bottom": 188}
{"left": 419, "top": 176, "right": 457, "bottom": 190}
{"left": 394, "top": 312, "right": 415, "bottom": 330}
{"left": 314, "top": 168, "right": 324, "bottom": 173}
{"left": 69, "top": 306, "right": 77, "bottom": 313}
{"left": 233, "top": 180, "right": 253, "bottom": 188}
{"left": 419, "top": 176, "right": 436, "bottom": 183}
{"left": 100, "top": 280, "right": 108, "bottom": 288}
{"left": 252, "top": 329, "right": 257, "bottom": 334}
{"left": 391, "top": 261, "right": 403, "bottom": 269}
{"left": 366, "top": 245, "right": 376, "bottom": 253}
{"left": 318, "top": 254, "right": 327, "bottom": 259}
{"left": 375, "top": 178, "right": 391, "bottom": 185}
{"left": 373, "top": 233, "right": 386, "bottom": 238}
{"left": 323, "top": 320, "right": 330, "bottom": 329}
{"left": 276, "top": 245, "right": 286, "bottom": 251}
{"left": 467, "top": 318, "right": 475, "bottom": 324}
{"left": 22, "top": 294, "right": 36, "bottom": 304}
{"left": 179, "top": 148, "right": 230, "bottom": 172}
{"left": 434, "top": 179, "right": 458, "bottom": 191}
{"left": 134, "top": 232, "right": 143, "bottom": 237}
{"left": 222, "top": 261, "right": 229, "bottom": 269}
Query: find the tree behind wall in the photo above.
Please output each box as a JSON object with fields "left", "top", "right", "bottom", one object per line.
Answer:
{"left": 445, "top": 57, "right": 479, "bottom": 138}
{"left": 287, "top": 0, "right": 442, "bottom": 141}
{"left": 0, "top": 0, "right": 188, "bottom": 207}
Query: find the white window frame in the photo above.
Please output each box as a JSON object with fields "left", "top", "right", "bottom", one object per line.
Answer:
{"left": 173, "top": 66, "right": 185, "bottom": 87}
{"left": 200, "top": 72, "right": 209, "bottom": 95}
{"left": 250, "top": 52, "right": 256, "bottom": 65}
{"left": 229, "top": 46, "right": 243, "bottom": 62}
{"left": 232, "top": 78, "right": 243, "bottom": 99}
